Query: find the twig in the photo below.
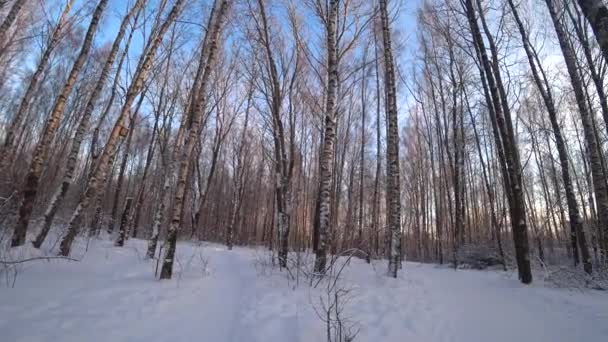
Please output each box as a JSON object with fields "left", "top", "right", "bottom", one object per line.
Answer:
{"left": 0, "top": 256, "right": 79, "bottom": 265}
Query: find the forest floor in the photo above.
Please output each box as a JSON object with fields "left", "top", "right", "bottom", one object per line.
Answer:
{"left": 0, "top": 237, "right": 607, "bottom": 342}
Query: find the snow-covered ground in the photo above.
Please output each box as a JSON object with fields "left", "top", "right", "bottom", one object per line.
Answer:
{"left": 1, "top": 238, "right": 607, "bottom": 342}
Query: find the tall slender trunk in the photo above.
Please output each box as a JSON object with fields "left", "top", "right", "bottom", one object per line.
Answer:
{"left": 464, "top": 86, "right": 506, "bottom": 270}
{"left": 131, "top": 24, "right": 175, "bottom": 239}
{"left": 370, "top": 23, "right": 383, "bottom": 259}
{"left": 58, "top": 0, "right": 183, "bottom": 256}
{"left": 33, "top": 0, "right": 144, "bottom": 248}
{"left": 88, "top": 150, "right": 118, "bottom": 237}
{"left": 115, "top": 198, "right": 133, "bottom": 247}
{"left": 0, "top": 0, "right": 27, "bottom": 54}
{"left": 1, "top": 0, "right": 73, "bottom": 168}
{"left": 108, "top": 106, "right": 139, "bottom": 234}
{"left": 227, "top": 84, "right": 252, "bottom": 249}
{"left": 193, "top": 136, "right": 221, "bottom": 238}
{"left": 567, "top": 2, "right": 608, "bottom": 140}
{"left": 11, "top": 0, "right": 108, "bottom": 247}
{"left": 359, "top": 48, "right": 367, "bottom": 261}
{"left": 253, "top": 0, "right": 294, "bottom": 267}
{"left": 447, "top": 35, "right": 462, "bottom": 267}
{"left": 90, "top": 16, "right": 139, "bottom": 176}
{"left": 576, "top": 0, "right": 608, "bottom": 62}
{"left": 465, "top": 0, "right": 532, "bottom": 283}
{"left": 379, "top": 0, "right": 403, "bottom": 278}
{"left": 159, "top": 0, "right": 229, "bottom": 279}
{"left": 313, "top": 0, "right": 339, "bottom": 275}
{"left": 546, "top": 0, "right": 608, "bottom": 264}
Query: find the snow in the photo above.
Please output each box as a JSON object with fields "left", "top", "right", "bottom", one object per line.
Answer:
{"left": 1, "top": 238, "right": 607, "bottom": 342}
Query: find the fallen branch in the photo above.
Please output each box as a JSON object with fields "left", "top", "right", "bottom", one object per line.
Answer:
{"left": 0, "top": 256, "right": 79, "bottom": 265}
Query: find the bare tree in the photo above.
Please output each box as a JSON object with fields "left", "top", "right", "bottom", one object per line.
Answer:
{"left": 379, "top": 0, "right": 403, "bottom": 278}
{"left": 0, "top": 0, "right": 74, "bottom": 168}
{"left": 545, "top": 0, "right": 608, "bottom": 265}
{"left": 32, "top": 0, "right": 145, "bottom": 249}
{"left": 159, "top": 0, "right": 230, "bottom": 279}
{"left": 248, "top": 0, "right": 297, "bottom": 267}
{"left": 58, "top": 0, "right": 184, "bottom": 256}
{"left": 464, "top": 0, "right": 532, "bottom": 284}
{"left": 313, "top": 0, "right": 339, "bottom": 275}
{"left": 0, "top": 0, "right": 28, "bottom": 55}
{"left": 576, "top": 0, "right": 608, "bottom": 61}
{"left": 11, "top": 0, "right": 109, "bottom": 247}
{"left": 507, "top": 0, "right": 592, "bottom": 273}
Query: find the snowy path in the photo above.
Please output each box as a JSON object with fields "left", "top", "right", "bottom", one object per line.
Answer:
{"left": 1, "top": 239, "right": 607, "bottom": 342}
{"left": 201, "top": 246, "right": 258, "bottom": 341}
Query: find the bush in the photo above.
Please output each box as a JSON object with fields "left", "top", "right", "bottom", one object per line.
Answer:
{"left": 457, "top": 244, "right": 504, "bottom": 270}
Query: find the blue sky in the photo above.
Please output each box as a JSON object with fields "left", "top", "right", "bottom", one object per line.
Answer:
{"left": 35, "top": 0, "right": 422, "bottom": 126}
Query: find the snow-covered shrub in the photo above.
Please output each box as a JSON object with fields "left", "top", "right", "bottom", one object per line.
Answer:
{"left": 456, "top": 244, "right": 504, "bottom": 270}
{"left": 541, "top": 264, "right": 608, "bottom": 290}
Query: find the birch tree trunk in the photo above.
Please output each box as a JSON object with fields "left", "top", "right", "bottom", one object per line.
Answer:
{"left": 0, "top": 0, "right": 73, "bottom": 168}
{"left": 576, "top": 0, "right": 608, "bottom": 62}
{"left": 108, "top": 107, "right": 139, "bottom": 234}
{"left": 465, "top": 0, "right": 532, "bottom": 283}
{"left": 10, "top": 0, "right": 108, "bottom": 247}
{"left": 147, "top": 2, "right": 213, "bottom": 258}
{"left": 89, "top": 15, "right": 139, "bottom": 176}
{"left": 546, "top": 0, "right": 608, "bottom": 265}
{"left": 313, "top": 0, "right": 339, "bottom": 275}
{"left": 0, "top": 0, "right": 27, "bottom": 54}
{"left": 131, "top": 23, "right": 176, "bottom": 239}
{"left": 372, "top": 26, "right": 382, "bottom": 259}
{"left": 32, "top": 0, "right": 144, "bottom": 249}
{"left": 464, "top": 87, "right": 506, "bottom": 270}
{"left": 359, "top": 47, "right": 367, "bottom": 261}
{"left": 253, "top": 0, "right": 294, "bottom": 268}
{"left": 58, "top": 0, "right": 184, "bottom": 256}
{"left": 380, "top": 0, "right": 403, "bottom": 278}
{"left": 226, "top": 83, "right": 251, "bottom": 250}
{"left": 115, "top": 198, "right": 133, "bottom": 247}
{"left": 508, "top": 0, "right": 592, "bottom": 273}
{"left": 159, "top": 0, "right": 230, "bottom": 280}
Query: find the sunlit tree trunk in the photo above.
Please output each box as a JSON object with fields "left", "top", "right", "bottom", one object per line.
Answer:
{"left": 58, "top": 0, "right": 183, "bottom": 256}
{"left": 508, "top": 0, "right": 591, "bottom": 273}
{"left": 313, "top": 0, "right": 339, "bottom": 275}
{"left": 131, "top": 23, "right": 175, "bottom": 239}
{"left": 546, "top": 0, "right": 608, "bottom": 264}
{"left": 0, "top": 0, "right": 74, "bottom": 168}
{"left": 11, "top": 0, "right": 108, "bottom": 247}
{"left": 379, "top": 0, "right": 403, "bottom": 278}
{"left": 0, "top": 0, "right": 27, "bottom": 54}
{"left": 159, "top": 0, "right": 229, "bottom": 279}
{"left": 465, "top": 0, "right": 532, "bottom": 283}
{"left": 33, "top": 0, "right": 144, "bottom": 248}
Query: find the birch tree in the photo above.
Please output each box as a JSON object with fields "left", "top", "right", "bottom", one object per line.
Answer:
{"left": 159, "top": 0, "right": 230, "bottom": 279}
{"left": 576, "top": 0, "right": 608, "bottom": 61}
{"left": 379, "top": 0, "right": 403, "bottom": 278}
{"left": 11, "top": 0, "right": 108, "bottom": 247}
{"left": 464, "top": 0, "right": 532, "bottom": 283}
{"left": 58, "top": 0, "right": 184, "bottom": 256}
{"left": 0, "top": 0, "right": 74, "bottom": 169}
{"left": 545, "top": 0, "right": 608, "bottom": 264}
{"left": 0, "top": 0, "right": 27, "bottom": 54}
{"left": 32, "top": 0, "right": 145, "bottom": 249}
{"left": 507, "top": 0, "right": 592, "bottom": 273}
{"left": 248, "top": 0, "right": 296, "bottom": 267}
{"left": 313, "top": 0, "right": 339, "bottom": 275}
